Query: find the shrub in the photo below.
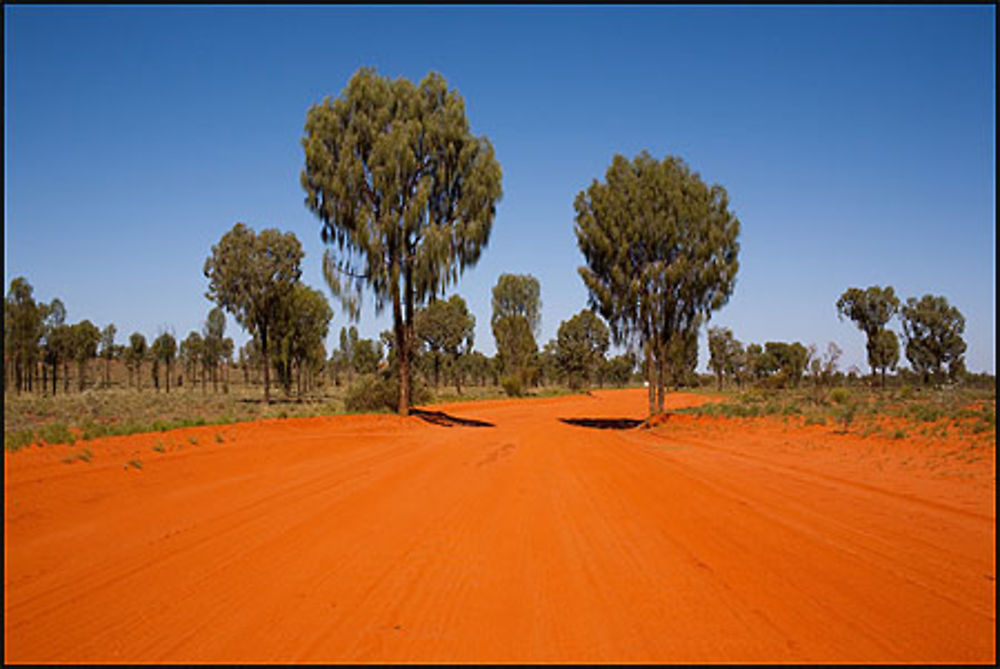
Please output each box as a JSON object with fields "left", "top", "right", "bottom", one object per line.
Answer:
{"left": 501, "top": 375, "right": 524, "bottom": 398}
{"left": 344, "top": 373, "right": 432, "bottom": 412}
{"left": 828, "top": 388, "right": 850, "bottom": 406}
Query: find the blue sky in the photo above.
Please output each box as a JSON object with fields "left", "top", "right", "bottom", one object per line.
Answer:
{"left": 5, "top": 5, "right": 995, "bottom": 373}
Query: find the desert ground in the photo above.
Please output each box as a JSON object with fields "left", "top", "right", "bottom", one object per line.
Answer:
{"left": 4, "top": 388, "right": 995, "bottom": 663}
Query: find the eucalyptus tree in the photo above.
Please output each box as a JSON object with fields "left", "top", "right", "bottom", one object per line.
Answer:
{"left": 415, "top": 294, "right": 475, "bottom": 393}
{"left": 203, "top": 306, "right": 227, "bottom": 393}
{"left": 5, "top": 277, "right": 45, "bottom": 394}
{"left": 555, "top": 309, "right": 610, "bottom": 390}
{"left": 301, "top": 66, "right": 503, "bottom": 415}
{"left": 271, "top": 283, "right": 333, "bottom": 397}
{"left": 491, "top": 273, "right": 541, "bottom": 384}
{"left": 100, "top": 324, "right": 117, "bottom": 388}
{"left": 900, "top": 294, "right": 966, "bottom": 384}
{"left": 71, "top": 320, "right": 101, "bottom": 392}
{"left": 835, "top": 285, "right": 900, "bottom": 387}
{"left": 708, "top": 326, "right": 740, "bottom": 390}
{"left": 127, "top": 332, "right": 148, "bottom": 391}
{"left": 575, "top": 152, "right": 740, "bottom": 415}
{"left": 151, "top": 332, "right": 178, "bottom": 393}
{"left": 41, "top": 298, "right": 67, "bottom": 395}
{"left": 180, "top": 331, "right": 203, "bottom": 389}
{"left": 204, "top": 223, "right": 303, "bottom": 403}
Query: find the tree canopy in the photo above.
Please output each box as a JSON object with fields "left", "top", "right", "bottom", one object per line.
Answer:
{"left": 574, "top": 151, "right": 740, "bottom": 415}
{"left": 491, "top": 273, "right": 541, "bottom": 387}
{"left": 555, "top": 309, "right": 610, "bottom": 390}
{"left": 415, "top": 294, "right": 475, "bottom": 393}
{"left": 204, "top": 222, "right": 304, "bottom": 403}
{"left": 835, "top": 285, "right": 900, "bottom": 387}
{"left": 900, "top": 294, "right": 966, "bottom": 384}
{"left": 301, "top": 66, "right": 502, "bottom": 415}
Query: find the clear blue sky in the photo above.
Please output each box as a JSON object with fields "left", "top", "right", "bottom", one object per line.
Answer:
{"left": 5, "top": 5, "right": 996, "bottom": 374}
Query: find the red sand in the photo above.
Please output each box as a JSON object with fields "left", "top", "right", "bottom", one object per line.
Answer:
{"left": 4, "top": 388, "right": 995, "bottom": 663}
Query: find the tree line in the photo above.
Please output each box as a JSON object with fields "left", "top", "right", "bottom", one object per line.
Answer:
{"left": 6, "top": 66, "right": 977, "bottom": 414}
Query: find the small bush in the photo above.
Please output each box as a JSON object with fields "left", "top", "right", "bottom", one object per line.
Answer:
{"left": 891, "top": 429, "right": 907, "bottom": 440}
{"left": 501, "top": 375, "right": 524, "bottom": 398}
{"left": 344, "top": 374, "right": 431, "bottom": 412}
{"left": 5, "top": 429, "right": 37, "bottom": 451}
{"left": 126, "top": 459, "right": 143, "bottom": 470}
{"left": 38, "top": 422, "right": 75, "bottom": 446}
{"left": 804, "top": 414, "right": 826, "bottom": 426}
{"left": 215, "top": 432, "right": 224, "bottom": 443}
{"left": 828, "top": 388, "right": 850, "bottom": 406}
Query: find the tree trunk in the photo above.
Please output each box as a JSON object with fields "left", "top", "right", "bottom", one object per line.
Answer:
{"left": 393, "top": 289, "right": 409, "bottom": 416}
{"left": 105, "top": 357, "right": 111, "bottom": 388}
{"left": 166, "top": 361, "right": 171, "bottom": 393}
{"left": 261, "top": 327, "right": 271, "bottom": 405}
{"left": 656, "top": 346, "right": 666, "bottom": 415}
{"left": 645, "top": 342, "right": 656, "bottom": 417}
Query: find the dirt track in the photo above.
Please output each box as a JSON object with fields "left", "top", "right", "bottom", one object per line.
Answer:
{"left": 4, "top": 389, "right": 995, "bottom": 663}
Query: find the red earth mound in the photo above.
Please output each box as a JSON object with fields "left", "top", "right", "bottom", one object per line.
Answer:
{"left": 4, "top": 388, "right": 995, "bottom": 663}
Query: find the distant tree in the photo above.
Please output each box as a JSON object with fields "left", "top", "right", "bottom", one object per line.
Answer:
{"left": 491, "top": 274, "right": 541, "bottom": 387}
{"left": 760, "top": 341, "right": 809, "bottom": 388}
{"left": 745, "top": 343, "right": 765, "bottom": 382}
{"left": 836, "top": 285, "right": 900, "bottom": 388}
{"left": 180, "top": 331, "right": 203, "bottom": 389}
{"left": 271, "top": 283, "right": 333, "bottom": 397}
{"left": 202, "top": 307, "right": 226, "bottom": 393}
{"left": 353, "top": 338, "right": 383, "bottom": 375}
{"left": 151, "top": 332, "right": 177, "bottom": 393}
{"left": 575, "top": 152, "right": 740, "bottom": 416}
{"left": 302, "top": 66, "right": 502, "bottom": 415}
{"left": 41, "top": 298, "right": 68, "bottom": 395}
{"left": 555, "top": 309, "right": 610, "bottom": 390}
{"left": 708, "top": 326, "right": 740, "bottom": 390}
{"left": 415, "top": 294, "right": 476, "bottom": 393}
{"left": 127, "top": 332, "right": 148, "bottom": 391}
{"left": 726, "top": 339, "right": 747, "bottom": 388}
{"left": 5, "top": 277, "right": 45, "bottom": 394}
{"left": 604, "top": 354, "right": 635, "bottom": 387}
{"left": 204, "top": 223, "right": 303, "bottom": 403}
{"left": 100, "top": 324, "right": 117, "bottom": 389}
{"left": 221, "top": 337, "right": 234, "bottom": 393}
{"left": 70, "top": 320, "right": 101, "bottom": 392}
{"left": 870, "top": 329, "right": 899, "bottom": 387}
{"left": 900, "top": 294, "right": 966, "bottom": 385}
{"left": 463, "top": 351, "right": 491, "bottom": 387}
{"left": 663, "top": 325, "right": 700, "bottom": 389}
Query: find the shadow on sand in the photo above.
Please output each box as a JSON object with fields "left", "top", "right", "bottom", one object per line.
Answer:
{"left": 558, "top": 417, "right": 645, "bottom": 430}
{"left": 410, "top": 408, "right": 495, "bottom": 428}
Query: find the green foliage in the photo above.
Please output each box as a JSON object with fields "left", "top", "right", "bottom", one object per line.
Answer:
{"left": 708, "top": 326, "right": 745, "bottom": 389}
{"left": 501, "top": 375, "right": 524, "bottom": 398}
{"left": 574, "top": 151, "right": 740, "bottom": 415}
{"left": 835, "top": 285, "right": 900, "bottom": 385}
{"left": 343, "top": 373, "right": 431, "bottom": 413}
{"left": 151, "top": 331, "right": 178, "bottom": 392}
{"left": 761, "top": 341, "right": 809, "bottom": 388}
{"left": 302, "top": 67, "right": 502, "bottom": 414}
{"left": 491, "top": 274, "right": 541, "bottom": 336}
{"left": 416, "top": 294, "right": 475, "bottom": 391}
{"left": 271, "top": 283, "right": 333, "bottom": 397}
{"left": 204, "top": 222, "right": 304, "bottom": 403}
{"left": 554, "top": 309, "right": 610, "bottom": 390}
{"left": 900, "top": 294, "right": 967, "bottom": 385}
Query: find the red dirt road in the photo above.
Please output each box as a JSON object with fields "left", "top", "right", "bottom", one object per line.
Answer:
{"left": 4, "top": 389, "right": 995, "bottom": 663}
